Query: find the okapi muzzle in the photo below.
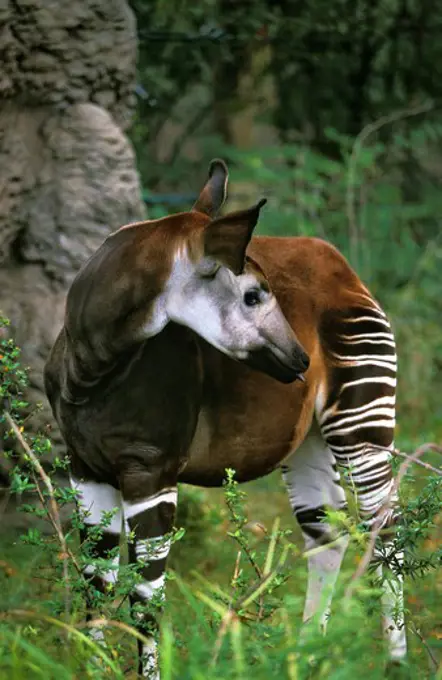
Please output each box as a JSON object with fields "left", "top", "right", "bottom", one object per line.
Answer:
{"left": 243, "top": 312, "right": 310, "bottom": 384}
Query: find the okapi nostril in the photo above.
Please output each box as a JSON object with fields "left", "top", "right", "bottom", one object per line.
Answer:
{"left": 301, "top": 353, "right": 310, "bottom": 370}
{"left": 293, "top": 350, "right": 310, "bottom": 370}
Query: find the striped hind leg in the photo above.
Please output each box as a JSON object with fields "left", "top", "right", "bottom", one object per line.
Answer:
{"left": 282, "top": 425, "right": 350, "bottom": 631}
{"left": 319, "top": 302, "right": 406, "bottom": 660}
{"left": 70, "top": 475, "right": 123, "bottom": 644}
{"left": 120, "top": 468, "right": 177, "bottom": 679}
{"left": 324, "top": 438, "right": 406, "bottom": 661}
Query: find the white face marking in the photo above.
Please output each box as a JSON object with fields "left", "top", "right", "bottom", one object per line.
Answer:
{"left": 70, "top": 478, "right": 122, "bottom": 533}
{"left": 123, "top": 488, "right": 178, "bottom": 520}
{"left": 165, "top": 247, "right": 291, "bottom": 360}
{"left": 139, "top": 293, "right": 169, "bottom": 339}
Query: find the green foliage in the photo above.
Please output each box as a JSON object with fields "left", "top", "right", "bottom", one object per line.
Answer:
{"left": 131, "top": 0, "right": 442, "bottom": 181}
{"left": 0, "top": 315, "right": 29, "bottom": 411}
{"left": 3, "top": 1, "right": 442, "bottom": 673}
{"left": 0, "top": 332, "right": 440, "bottom": 679}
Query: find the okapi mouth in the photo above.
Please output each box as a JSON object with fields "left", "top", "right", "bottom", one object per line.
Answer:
{"left": 243, "top": 345, "right": 310, "bottom": 384}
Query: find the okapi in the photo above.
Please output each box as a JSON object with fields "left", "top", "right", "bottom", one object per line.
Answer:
{"left": 44, "top": 159, "right": 406, "bottom": 677}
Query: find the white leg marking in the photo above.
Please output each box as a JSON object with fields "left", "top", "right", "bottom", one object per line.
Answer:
{"left": 283, "top": 426, "right": 349, "bottom": 630}
{"left": 124, "top": 489, "right": 178, "bottom": 520}
{"left": 70, "top": 477, "right": 123, "bottom": 533}
{"left": 141, "top": 637, "right": 160, "bottom": 679}
{"left": 374, "top": 560, "right": 407, "bottom": 660}
{"left": 89, "top": 625, "right": 107, "bottom": 649}
{"left": 136, "top": 536, "right": 171, "bottom": 562}
{"left": 83, "top": 556, "right": 120, "bottom": 583}
{"left": 283, "top": 428, "right": 346, "bottom": 513}
{"left": 338, "top": 332, "right": 394, "bottom": 342}
{"left": 89, "top": 627, "right": 105, "bottom": 643}
{"left": 321, "top": 419, "right": 396, "bottom": 437}
{"left": 135, "top": 575, "right": 166, "bottom": 601}
{"left": 320, "top": 395, "right": 396, "bottom": 424}
{"left": 304, "top": 534, "right": 350, "bottom": 629}
{"left": 70, "top": 477, "right": 122, "bottom": 649}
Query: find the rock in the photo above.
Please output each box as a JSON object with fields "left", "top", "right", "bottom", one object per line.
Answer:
{"left": 0, "top": 0, "right": 145, "bottom": 505}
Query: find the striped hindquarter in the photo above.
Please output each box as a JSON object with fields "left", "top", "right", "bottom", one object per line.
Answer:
{"left": 320, "top": 303, "right": 398, "bottom": 526}
{"left": 282, "top": 303, "right": 406, "bottom": 660}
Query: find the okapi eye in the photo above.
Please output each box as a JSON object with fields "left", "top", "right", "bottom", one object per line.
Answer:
{"left": 244, "top": 289, "right": 261, "bottom": 307}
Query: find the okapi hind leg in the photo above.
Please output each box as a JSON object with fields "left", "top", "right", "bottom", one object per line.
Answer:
{"left": 70, "top": 475, "right": 123, "bottom": 644}
{"left": 121, "top": 468, "right": 178, "bottom": 679}
{"left": 329, "top": 441, "right": 407, "bottom": 662}
{"left": 318, "top": 302, "right": 406, "bottom": 661}
{"left": 282, "top": 425, "right": 349, "bottom": 632}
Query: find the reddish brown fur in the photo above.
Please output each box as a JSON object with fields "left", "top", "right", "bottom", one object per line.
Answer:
{"left": 180, "top": 236, "right": 373, "bottom": 485}
{"left": 45, "top": 216, "right": 375, "bottom": 488}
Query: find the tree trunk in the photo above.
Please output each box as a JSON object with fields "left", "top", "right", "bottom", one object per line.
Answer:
{"left": 0, "top": 0, "right": 145, "bottom": 513}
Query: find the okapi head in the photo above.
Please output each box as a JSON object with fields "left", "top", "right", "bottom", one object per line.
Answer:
{"left": 163, "top": 159, "right": 310, "bottom": 383}
{"left": 64, "top": 159, "right": 309, "bottom": 388}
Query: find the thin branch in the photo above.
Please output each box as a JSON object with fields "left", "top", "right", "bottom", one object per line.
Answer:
{"left": 368, "top": 442, "right": 442, "bottom": 476}
{"left": 3, "top": 411, "right": 80, "bottom": 619}
{"left": 168, "top": 102, "right": 212, "bottom": 167}
{"left": 346, "top": 101, "right": 434, "bottom": 269}
{"left": 211, "top": 610, "right": 237, "bottom": 668}
{"left": 408, "top": 622, "right": 440, "bottom": 672}
{"left": 210, "top": 544, "right": 290, "bottom": 668}
{"left": 389, "top": 445, "right": 442, "bottom": 476}
{"left": 345, "top": 442, "right": 440, "bottom": 598}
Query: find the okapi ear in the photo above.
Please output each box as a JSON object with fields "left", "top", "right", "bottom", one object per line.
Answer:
{"left": 192, "top": 159, "right": 228, "bottom": 217}
{"left": 204, "top": 198, "right": 267, "bottom": 275}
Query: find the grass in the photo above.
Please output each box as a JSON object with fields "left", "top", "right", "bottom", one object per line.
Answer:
{"left": 0, "top": 436, "right": 441, "bottom": 679}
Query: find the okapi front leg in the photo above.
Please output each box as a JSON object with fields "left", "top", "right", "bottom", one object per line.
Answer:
{"left": 70, "top": 477, "right": 123, "bottom": 644}
{"left": 121, "top": 470, "right": 177, "bottom": 679}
